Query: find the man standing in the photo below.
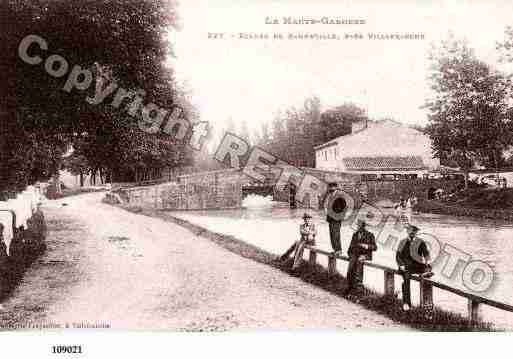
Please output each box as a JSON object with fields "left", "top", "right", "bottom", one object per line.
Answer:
{"left": 346, "top": 219, "right": 377, "bottom": 293}
{"left": 396, "top": 224, "right": 433, "bottom": 311}
{"left": 323, "top": 182, "right": 346, "bottom": 255}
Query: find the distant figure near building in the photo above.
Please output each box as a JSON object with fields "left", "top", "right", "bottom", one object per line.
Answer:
{"left": 346, "top": 218, "right": 377, "bottom": 293}
{"left": 395, "top": 197, "right": 407, "bottom": 210}
{"left": 396, "top": 224, "right": 433, "bottom": 311}
{"left": 395, "top": 197, "right": 411, "bottom": 227}
{"left": 407, "top": 194, "right": 419, "bottom": 214}
{"left": 324, "top": 182, "right": 346, "bottom": 255}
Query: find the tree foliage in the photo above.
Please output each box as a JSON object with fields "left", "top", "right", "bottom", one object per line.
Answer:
{"left": 425, "top": 36, "right": 513, "bottom": 185}
{"left": 1, "top": 0, "right": 191, "bottom": 191}
{"left": 256, "top": 97, "right": 368, "bottom": 168}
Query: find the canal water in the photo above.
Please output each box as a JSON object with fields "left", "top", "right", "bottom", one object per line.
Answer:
{"left": 168, "top": 195, "right": 513, "bottom": 329}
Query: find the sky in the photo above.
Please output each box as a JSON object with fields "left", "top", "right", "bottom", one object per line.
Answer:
{"left": 167, "top": 0, "right": 513, "bottom": 133}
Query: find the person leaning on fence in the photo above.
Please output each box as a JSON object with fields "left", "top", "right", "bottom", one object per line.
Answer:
{"left": 279, "top": 213, "right": 317, "bottom": 264}
{"left": 291, "top": 213, "right": 317, "bottom": 270}
{"left": 323, "top": 182, "right": 346, "bottom": 256}
{"left": 345, "top": 218, "right": 377, "bottom": 294}
{"left": 395, "top": 224, "right": 433, "bottom": 311}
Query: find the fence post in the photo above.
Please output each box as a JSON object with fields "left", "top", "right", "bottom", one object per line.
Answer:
{"left": 468, "top": 299, "right": 482, "bottom": 324}
{"left": 309, "top": 249, "right": 317, "bottom": 266}
{"left": 420, "top": 279, "right": 434, "bottom": 310}
{"left": 384, "top": 270, "right": 395, "bottom": 296}
{"left": 328, "top": 255, "right": 337, "bottom": 277}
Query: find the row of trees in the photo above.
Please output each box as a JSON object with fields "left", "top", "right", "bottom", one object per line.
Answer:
{"left": 425, "top": 31, "right": 513, "bottom": 187}
{"left": 259, "top": 99, "right": 367, "bottom": 167}
{"left": 1, "top": 0, "right": 192, "bottom": 194}
{"left": 192, "top": 98, "right": 370, "bottom": 172}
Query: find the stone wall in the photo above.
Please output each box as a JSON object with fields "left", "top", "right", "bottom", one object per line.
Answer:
{"left": 115, "top": 169, "right": 243, "bottom": 211}
{"left": 114, "top": 167, "right": 464, "bottom": 211}
{"left": 273, "top": 167, "right": 463, "bottom": 208}
{"left": 161, "top": 170, "right": 242, "bottom": 210}
{"left": 273, "top": 168, "right": 363, "bottom": 209}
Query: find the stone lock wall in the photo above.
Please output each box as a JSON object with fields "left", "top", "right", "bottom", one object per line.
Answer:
{"left": 114, "top": 167, "right": 464, "bottom": 211}
{"left": 273, "top": 168, "right": 363, "bottom": 209}
{"left": 272, "top": 167, "right": 464, "bottom": 208}
{"left": 160, "top": 170, "right": 242, "bottom": 210}
{"left": 116, "top": 169, "right": 243, "bottom": 211}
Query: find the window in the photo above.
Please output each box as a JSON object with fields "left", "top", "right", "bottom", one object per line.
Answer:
{"left": 334, "top": 148, "right": 338, "bottom": 159}
{"left": 324, "top": 150, "right": 327, "bottom": 160}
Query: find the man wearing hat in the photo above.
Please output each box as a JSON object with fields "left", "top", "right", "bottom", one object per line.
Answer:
{"left": 396, "top": 224, "right": 433, "bottom": 311}
{"left": 346, "top": 218, "right": 377, "bottom": 293}
{"left": 323, "top": 182, "right": 346, "bottom": 255}
{"left": 279, "top": 213, "right": 317, "bottom": 266}
{"left": 291, "top": 212, "right": 317, "bottom": 270}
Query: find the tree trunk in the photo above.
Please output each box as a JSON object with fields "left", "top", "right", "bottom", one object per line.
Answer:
{"left": 79, "top": 171, "right": 84, "bottom": 187}
{"left": 464, "top": 170, "right": 469, "bottom": 189}
{"left": 99, "top": 168, "right": 104, "bottom": 185}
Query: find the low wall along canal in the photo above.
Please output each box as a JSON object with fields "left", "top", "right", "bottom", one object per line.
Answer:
{"left": 113, "top": 167, "right": 463, "bottom": 211}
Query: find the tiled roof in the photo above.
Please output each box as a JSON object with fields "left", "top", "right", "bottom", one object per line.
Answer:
{"left": 342, "top": 156, "right": 427, "bottom": 171}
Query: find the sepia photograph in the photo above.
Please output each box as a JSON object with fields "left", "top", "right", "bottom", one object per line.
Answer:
{"left": 2, "top": 0, "right": 513, "bottom": 355}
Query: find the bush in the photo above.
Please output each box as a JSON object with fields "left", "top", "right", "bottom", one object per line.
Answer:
{"left": 0, "top": 210, "right": 47, "bottom": 301}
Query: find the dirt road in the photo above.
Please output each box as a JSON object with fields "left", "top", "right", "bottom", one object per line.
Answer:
{"left": 0, "top": 193, "right": 408, "bottom": 330}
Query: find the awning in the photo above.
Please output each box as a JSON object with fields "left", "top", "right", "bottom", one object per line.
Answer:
{"left": 342, "top": 156, "right": 427, "bottom": 171}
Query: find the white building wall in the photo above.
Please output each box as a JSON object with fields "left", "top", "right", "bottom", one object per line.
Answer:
{"left": 314, "top": 120, "right": 439, "bottom": 172}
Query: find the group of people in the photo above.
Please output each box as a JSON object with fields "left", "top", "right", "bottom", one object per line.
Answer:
{"left": 280, "top": 182, "right": 433, "bottom": 311}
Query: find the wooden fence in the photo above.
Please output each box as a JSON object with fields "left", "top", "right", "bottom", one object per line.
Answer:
{"left": 305, "top": 245, "right": 513, "bottom": 324}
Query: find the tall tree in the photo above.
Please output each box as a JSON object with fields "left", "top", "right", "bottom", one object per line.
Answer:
{"left": 260, "top": 122, "right": 271, "bottom": 144}
{"left": 425, "top": 36, "right": 513, "bottom": 187}
{"left": 256, "top": 97, "right": 369, "bottom": 168}
{"left": 318, "top": 103, "right": 366, "bottom": 145}
{"left": 240, "top": 120, "right": 251, "bottom": 145}
{"left": 0, "top": 0, "right": 189, "bottom": 191}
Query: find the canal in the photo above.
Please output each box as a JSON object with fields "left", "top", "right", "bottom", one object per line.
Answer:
{"left": 166, "top": 195, "right": 513, "bottom": 329}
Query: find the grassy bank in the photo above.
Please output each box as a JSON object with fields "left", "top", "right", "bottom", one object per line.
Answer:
{"left": 416, "top": 188, "right": 513, "bottom": 221}
{"left": 114, "top": 203, "right": 496, "bottom": 331}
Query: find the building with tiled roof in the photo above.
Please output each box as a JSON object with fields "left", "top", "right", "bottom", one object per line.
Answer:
{"left": 314, "top": 119, "right": 439, "bottom": 179}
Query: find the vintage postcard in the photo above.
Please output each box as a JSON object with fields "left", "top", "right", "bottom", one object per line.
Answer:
{"left": 2, "top": 0, "right": 513, "bottom": 354}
